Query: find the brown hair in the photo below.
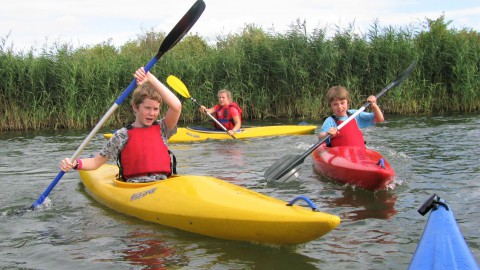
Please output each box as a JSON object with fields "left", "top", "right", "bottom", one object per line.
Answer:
{"left": 326, "top": 85, "right": 350, "bottom": 103}
{"left": 131, "top": 84, "right": 162, "bottom": 108}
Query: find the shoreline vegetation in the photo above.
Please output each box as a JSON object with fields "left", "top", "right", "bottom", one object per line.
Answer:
{"left": 1, "top": 16, "right": 479, "bottom": 131}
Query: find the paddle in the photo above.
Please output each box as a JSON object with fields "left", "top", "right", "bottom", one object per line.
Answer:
{"left": 264, "top": 61, "right": 417, "bottom": 182}
{"left": 30, "top": 0, "right": 206, "bottom": 210}
{"left": 166, "top": 75, "right": 237, "bottom": 139}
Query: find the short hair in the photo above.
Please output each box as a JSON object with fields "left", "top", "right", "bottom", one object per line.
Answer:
{"left": 217, "top": 89, "right": 232, "bottom": 102}
{"left": 131, "top": 84, "right": 162, "bottom": 108}
{"left": 326, "top": 85, "right": 350, "bottom": 103}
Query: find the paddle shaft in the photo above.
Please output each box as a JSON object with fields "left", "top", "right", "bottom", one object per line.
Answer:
{"left": 31, "top": 0, "right": 206, "bottom": 209}
{"left": 166, "top": 75, "right": 237, "bottom": 139}
{"left": 297, "top": 105, "right": 367, "bottom": 164}
{"left": 31, "top": 61, "right": 153, "bottom": 209}
{"left": 190, "top": 97, "right": 237, "bottom": 139}
{"left": 264, "top": 60, "right": 417, "bottom": 181}
{"left": 294, "top": 81, "right": 395, "bottom": 164}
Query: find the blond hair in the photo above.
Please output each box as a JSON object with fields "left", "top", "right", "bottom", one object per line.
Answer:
{"left": 217, "top": 89, "right": 233, "bottom": 102}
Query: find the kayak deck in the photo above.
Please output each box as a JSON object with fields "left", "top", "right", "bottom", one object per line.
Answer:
{"left": 79, "top": 164, "right": 340, "bottom": 245}
{"left": 312, "top": 144, "right": 395, "bottom": 191}
{"left": 409, "top": 194, "right": 479, "bottom": 270}
{"left": 103, "top": 124, "right": 317, "bottom": 142}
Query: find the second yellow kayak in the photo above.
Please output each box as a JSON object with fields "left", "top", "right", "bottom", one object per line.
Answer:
{"left": 104, "top": 124, "right": 317, "bottom": 142}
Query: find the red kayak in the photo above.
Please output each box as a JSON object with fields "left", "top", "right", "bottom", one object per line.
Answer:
{"left": 312, "top": 144, "right": 395, "bottom": 191}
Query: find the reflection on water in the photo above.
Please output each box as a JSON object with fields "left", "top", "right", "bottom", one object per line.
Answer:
{"left": 324, "top": 188, "right": 398, "bottom": 221}
{"left": 118, "top": 228, "right": 319, "bottom": 270}
{"left": 121, "top": 230, "right": 185, "bottom": 270}
{"left": 208, "top": 242, "right": 319, "bottom": 270}
{"left": 0, "top": 115, "right": 479, "bottom": 269}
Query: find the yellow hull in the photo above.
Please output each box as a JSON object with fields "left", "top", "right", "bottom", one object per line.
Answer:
{"left": 79, "top": 164, "right": 340, "bottom": 245}
{"left": 103, "top": 125, "right": 317, "bottom": 142}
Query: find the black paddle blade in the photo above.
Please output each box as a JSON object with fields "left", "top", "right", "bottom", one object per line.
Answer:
{"left": 264, "top": 154, "right": 305, "bottom": 182}
{"left": 156, "top": 0, "right": 206, "bottom": 59}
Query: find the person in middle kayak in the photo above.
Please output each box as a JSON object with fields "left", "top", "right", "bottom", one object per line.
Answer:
{"left": 200, "top": 89, "right": 242, "bottom": 136}
{"left": 318, "top": 85, "right": 384, "bottom": 147}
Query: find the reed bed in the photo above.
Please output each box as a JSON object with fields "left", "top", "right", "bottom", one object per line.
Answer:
{"left": 1, "top": 16, "right": 479, "bottom": 131}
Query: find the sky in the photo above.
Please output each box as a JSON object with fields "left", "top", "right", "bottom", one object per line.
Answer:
{"left": 1, "top": 0, "right": 479, "bottom": 53}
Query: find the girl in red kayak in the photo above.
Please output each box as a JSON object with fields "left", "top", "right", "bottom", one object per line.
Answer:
{"left": 319, "top": 85, "right": 384, "bottom": 147}
{"left": 200, "top": 89, "right": 242, "bottom": 136}
{"left": 60, "top": 67, "right": 181, "bottom": 183}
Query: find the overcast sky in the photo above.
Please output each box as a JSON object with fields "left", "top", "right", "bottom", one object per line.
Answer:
{"left": 1, "top": 0, "right": 479, "bottom": 52}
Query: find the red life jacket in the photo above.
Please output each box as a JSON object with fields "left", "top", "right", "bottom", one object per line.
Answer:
{"left": 213, "top": 102, "right": 242, "bottom": 130}
{"left": 329, "top": 115, "right": 365, "bottom": 148}
{"left": 119, "top": 123, "right": 171, "bottom": 179}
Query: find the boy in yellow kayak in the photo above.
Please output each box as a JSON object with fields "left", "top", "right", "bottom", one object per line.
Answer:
{"left": 60, "top": 67, "right": 181, "bottom": 183}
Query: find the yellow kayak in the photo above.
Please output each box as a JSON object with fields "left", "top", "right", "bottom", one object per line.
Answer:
{"left": 103, "top": 125, "right": 317, "bottom": 142}
{"left": 79, "top": 164, "right": 340, "bottom": 245}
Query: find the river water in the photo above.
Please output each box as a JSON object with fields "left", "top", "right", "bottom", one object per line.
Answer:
{"left": 1, "top": 114, "right": 479, "bottom": 269}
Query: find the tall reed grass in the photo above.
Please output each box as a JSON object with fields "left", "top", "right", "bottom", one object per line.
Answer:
{"left": 1, "top": 16, "right": 479, "bottom": 131}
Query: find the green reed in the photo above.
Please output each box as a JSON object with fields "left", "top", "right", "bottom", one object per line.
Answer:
{"left": 1, "top": 16, "right": 479, "bottom": 131}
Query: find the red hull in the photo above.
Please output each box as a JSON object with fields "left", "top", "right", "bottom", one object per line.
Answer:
{"left": 312, "top": 144, "right": 395, "bottom": 191}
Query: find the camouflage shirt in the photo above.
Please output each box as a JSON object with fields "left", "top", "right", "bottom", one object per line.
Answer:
{"left": 99, "top": 118, "right": 177, "bottom": 183}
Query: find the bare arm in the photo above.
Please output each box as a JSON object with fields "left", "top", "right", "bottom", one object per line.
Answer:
{"left": 60, "top": 153, "right": 108, "bottom": 172}
{"left": 232, "top": 115, "right": 241, "bottom": 131}
{"left": 225, "top": 115, "right": 242, "bottom": 136}
{"left": 134, "top": 67, "right": 182, "bottom": 131}
{"left": 318, "top": 127, "right": 338, "bottom": 140}
{"left": 200, "top": 105, "right": 216, "bottom": 115}
{"left": 367, "top": 95, "right": 384, "bottom": 123}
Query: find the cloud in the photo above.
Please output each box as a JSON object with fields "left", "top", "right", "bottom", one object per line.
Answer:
{"left": 1, "top": 0, "right": 478, "bottom": 52}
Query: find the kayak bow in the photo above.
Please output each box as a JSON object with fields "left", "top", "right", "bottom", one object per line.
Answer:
{"left": 409, "top": 194, "right": 479, "bottom": 270}
{"left": 312, "top": 144, "right": 395, "bottom": 191}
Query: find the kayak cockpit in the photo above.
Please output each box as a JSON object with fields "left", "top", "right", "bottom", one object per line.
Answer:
{"left": 112, "top": 177, "right": 177, "bottom": 188}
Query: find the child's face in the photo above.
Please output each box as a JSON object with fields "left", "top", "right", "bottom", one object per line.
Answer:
{"left": 217, "top": 93, "right": 230, "bottom": 106}
{"left": 330, "top": 98, "right": 349, "bottom": 117}
{"left": 133, "top": 98, "right": 160, "bottom": 127}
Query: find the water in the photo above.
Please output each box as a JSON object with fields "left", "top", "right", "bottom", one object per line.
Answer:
{"left": 1, "top": 114, "right": 479, "bottom": 269}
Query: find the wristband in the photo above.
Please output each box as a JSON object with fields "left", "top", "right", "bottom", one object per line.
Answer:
{"left": 74, "top": 158, "right": 83, "bottom": 170}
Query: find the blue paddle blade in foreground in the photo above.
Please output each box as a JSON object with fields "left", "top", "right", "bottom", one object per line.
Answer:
{"left": 408, "top": 194, "right": 479, "bottom": 270}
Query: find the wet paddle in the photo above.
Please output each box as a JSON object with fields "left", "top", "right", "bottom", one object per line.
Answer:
{"left": 30, "top": 0, "right": 206, "bottom": 210}
{"left": 166, "top": 75, "right": 237, "bottom": 139}
{"left": 264, "top": 61, "right": 417, "bottom": 182}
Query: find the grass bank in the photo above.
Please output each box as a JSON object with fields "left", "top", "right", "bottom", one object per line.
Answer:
{"left": 1, "top": 16, "right": 479, "bottom": 131}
